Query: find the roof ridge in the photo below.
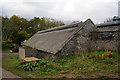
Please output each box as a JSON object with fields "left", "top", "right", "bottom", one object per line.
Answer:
{"left": 55, "top": 19, "right": 93, "bottom": 54}
{"left": 96, "top": 21, "right": 120, "bottom": 27}
{"left": 37, "top": 22, "right": 82, "bottom": 34}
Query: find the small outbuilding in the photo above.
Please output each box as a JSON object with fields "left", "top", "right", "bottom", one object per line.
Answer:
{"left": 19, "top": 19, "right": 97, "bottom": 59}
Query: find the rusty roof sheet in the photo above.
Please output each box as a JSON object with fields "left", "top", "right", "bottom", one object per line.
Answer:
{"left": 24, "top": 19, "right": 92, "bottom": 54}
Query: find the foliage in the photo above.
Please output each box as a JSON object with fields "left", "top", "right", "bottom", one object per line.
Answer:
{"left": 87, "top": 50, "right": 116, "bottom": 59}
{"left": 10, "top": 30, "right": 30, "bottom": 45}
{"left": 20, "top": 60, "right": 56, "bottom": 72}
{"left": 101, "top": 51, "right": 113, "bottom": 58}
{"left": 76, "top": 76, "right": 82, "bottom": 79}
{"left": 2, "top": 50, "right": 119, "bottom": 78}
{"left": 104, "top": 16, "right": 120, "bottom": 23}
{"left": 2, "top": 15, "right": 64, "bottom": 44}
{"left": 19, "top": 55, "right": 75, "bottom": 73}
{"left": 2, "top": 41, "right": 14, "bottom": 51}
{"left": 113, "top": 16, "right": 120, "bottom": 21}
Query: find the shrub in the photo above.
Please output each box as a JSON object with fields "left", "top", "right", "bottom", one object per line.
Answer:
{"left": 2, "top": 41, "right": 13, "bottom": 50}
{"left": 21, "top": 62, "right": 38, "bottom": 71}
{"left": 101, "top": 51, "right": 113, "bottom": 58}
{"left": 61, "top": 76, "right": 66, "bottom": 78}
{"left": 76, "top": 76, "right": 82, "bottom": 79}
{"left": 20, "top": 60, "right": 56, "bottom": 72}
{"left": 88, "top": 50, "right": 114, "bottom": 59}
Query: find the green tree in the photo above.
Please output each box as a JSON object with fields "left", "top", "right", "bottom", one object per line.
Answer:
{"left": 10, "top": 30, "right": 30, "bottom": 45}
{"left": 2, "top": 17, "right": 11, "bottom": 41}
{"left": 2, "top": 15, "right": 64, "bottom": 45}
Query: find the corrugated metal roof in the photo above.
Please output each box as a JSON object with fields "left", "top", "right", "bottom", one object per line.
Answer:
{"left": 24, "top": 19, "right": 92, "bottom": 54}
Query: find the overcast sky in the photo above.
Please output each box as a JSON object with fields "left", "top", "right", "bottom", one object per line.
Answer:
{"left": 0, "top": 0, "right": 119, "bottom": 24}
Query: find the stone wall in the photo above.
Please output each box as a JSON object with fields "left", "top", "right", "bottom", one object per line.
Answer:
{"left": 59, "top": 19, "right": 97, "bottom": 55}
{"left": 19, "top": 47, "right": 57, "bottom": 59}
{"left": 90, "top": 31, "right": 120, "bottom": 52}
{"left": 59, "top": 21, "right": 120, "bottom": 56}
{"left": 25, "top": 48, "right": 37, "bottom": 57}
{"left": 36, "top": 50, "right": 55, "bottom": 59}
{"left": 19, "top": 20, "right": 120, "bottom": 59}
{"left": 19, "top": 47, "right": 37, "bottom": 59}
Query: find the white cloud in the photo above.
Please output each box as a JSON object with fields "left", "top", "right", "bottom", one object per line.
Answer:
{"left": 0, "top": 0, "right": 119, "bottom": 24}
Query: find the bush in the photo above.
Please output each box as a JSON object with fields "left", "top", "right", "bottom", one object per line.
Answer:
{"left": 20, "top": 60, "right": 56, "bottom": 72}
{"left": 101, "top": 51, "right": 113, "bottom": 58}
{"left": 87, "top": 50, "right": 114, "bottom": 59}
{"left": 76, "top": 76, "right": 82, "bottom": 79}
{"left": 2, "top": 41, "right": 14, "bottom": 50}
{"left": 21, "top": 62, "right": 38, "bottom": 71}
{"left": 20, "top": 55, "right": 76, "bottom": 72}
{"left": 10, "top": 30, "right": 30, "bottom": 45}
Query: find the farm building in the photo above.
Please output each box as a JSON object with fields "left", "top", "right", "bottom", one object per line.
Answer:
{"left": 19, "top": 19, "right": 120, "bottom": 59}
{"left": 19, "top": 19, "right": 97, "bottom": 59}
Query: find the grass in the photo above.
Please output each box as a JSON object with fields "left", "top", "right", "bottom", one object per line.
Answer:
{"left": 2, "top": 50, "right": 120, "bottom": 78}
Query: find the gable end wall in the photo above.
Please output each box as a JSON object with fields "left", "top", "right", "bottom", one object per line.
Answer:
{"left": 59, "top": 19, "right": 97, "bottom": 55}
